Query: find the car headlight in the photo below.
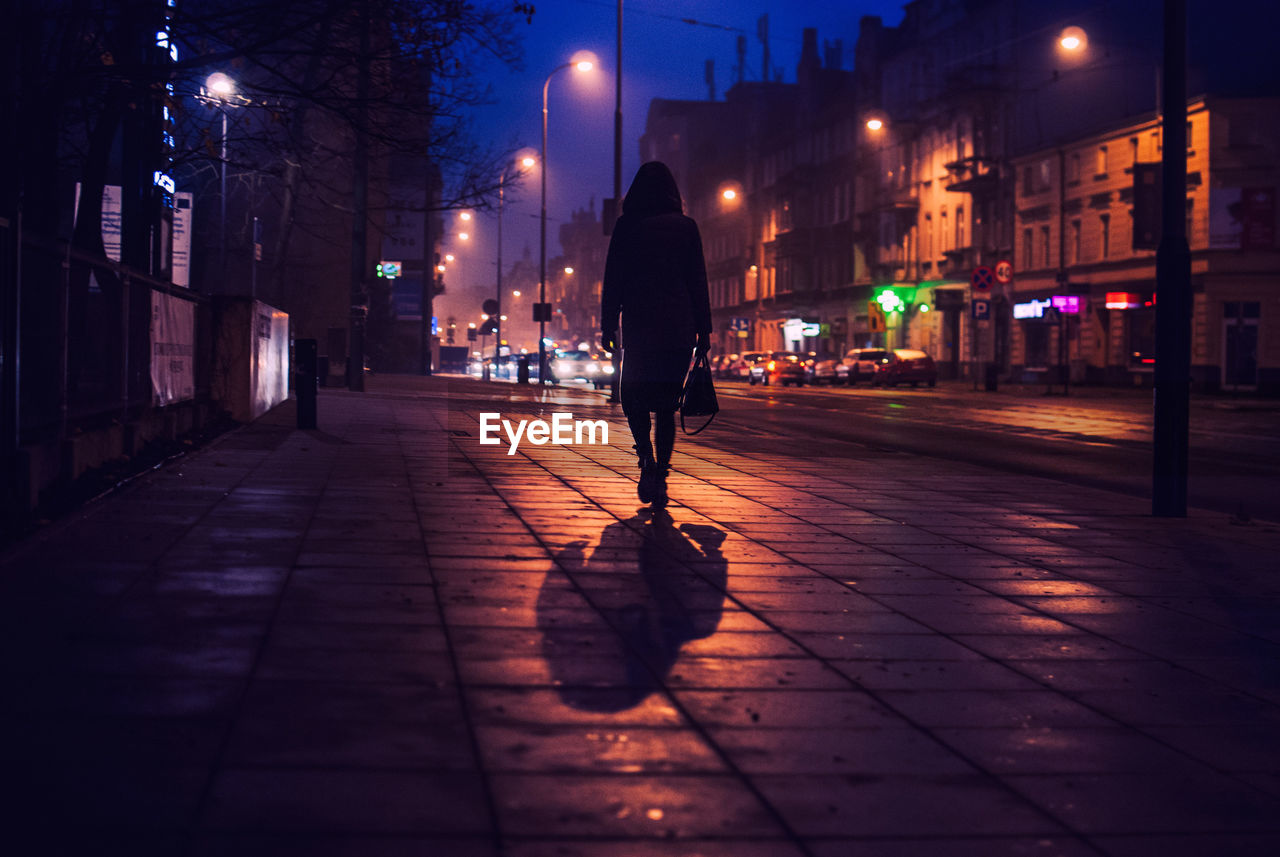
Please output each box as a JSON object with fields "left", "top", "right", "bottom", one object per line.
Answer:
{"left": 602, "top": 363, "right": 614, "bottom": 374}
{"left": 586, "top": 362, "right": 598, "bottom": 374}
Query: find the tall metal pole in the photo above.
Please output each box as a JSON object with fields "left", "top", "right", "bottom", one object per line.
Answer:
{"left": 1152, "top": 0, "right": 1190, "bottom": 516}
{"left": 347, "top": 10, "right": 370, "bottom": 391}
{"left": 609, "top": 0, "right": 623, "bottom": 402}
{"left": 420, "top": 167, "right": 434, "bottom": 375}
{"left": 495, "top": 172, "right": 505, "bottom": 370}
{"left": 614, "top": 0, "right": 622, "bottom": 209}
{"left": 539, "top": 70, "right": 560, "bottom": 386}
{"left": 219, "top": 110, "right": 227, "bottom": 285}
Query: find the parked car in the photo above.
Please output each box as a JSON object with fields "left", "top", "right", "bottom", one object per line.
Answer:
{"left": 839, "top": 348, "right": 893, "bottom": 384}
{"left": 806, "top": 351, "right": 841, "bottom": 384}
{"left": 871, "top": 348, "right": 938, "bottom": 388}
{"left": 728, "top": 351, "right": 768, "bottom": 381}
{"left": 749, "top": 351, "right": 807, "bottom": 386}
{"left": 549, "top": 350, "right": 613, "bottom": 389}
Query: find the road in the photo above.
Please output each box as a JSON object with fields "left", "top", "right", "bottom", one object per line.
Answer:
{"left": 709, "top": 378, "right": 1280, "bottom": 524}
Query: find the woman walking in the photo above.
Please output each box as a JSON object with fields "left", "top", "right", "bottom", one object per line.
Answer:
{"left": 602, "top": 161, "right": 711, "bottom": 508}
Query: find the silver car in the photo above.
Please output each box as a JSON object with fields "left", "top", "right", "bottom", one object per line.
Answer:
{"left": 550, "top": 350, "right": 613, "bottom": 389}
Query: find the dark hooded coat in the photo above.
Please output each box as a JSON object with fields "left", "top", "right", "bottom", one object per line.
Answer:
{"left": 601, "top": 162, "right": 711, "bottom": 355}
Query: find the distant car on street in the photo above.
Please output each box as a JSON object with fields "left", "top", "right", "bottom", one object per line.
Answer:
{"left": 712, "top": 352, "right": 739, "bottom": 379}
{"left": 872, "top": 348, "right": 938, "bottom": 388}
{"left": 728, "top": 351, "right": 768, "bottom": 381}
{"left": 806, "top": 351, "right": 841, "bottom": 385}
{"left": 550, "top": 350, "right": 613, "bottom": 389}
{"left": 750, "top": 351, "right": 807, "bottom": 386}
{"left": 839, "top": 348, "right": 893, "bottom": 384}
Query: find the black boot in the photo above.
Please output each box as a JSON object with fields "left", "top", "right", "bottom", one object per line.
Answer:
{"left": 637, "top": 454, "right": 658, "bottom": 504}
{"left": 652, "top": 464, "right": 670, "bottom": 509}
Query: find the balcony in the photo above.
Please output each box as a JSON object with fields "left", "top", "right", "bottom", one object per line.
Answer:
{"left": 944, "top": 155, "right": 1000, "bottom": 196}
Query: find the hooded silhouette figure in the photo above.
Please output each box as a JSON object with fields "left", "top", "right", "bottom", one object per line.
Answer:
{"left": 602, "top": 162, "right": 711, "bottom": 507}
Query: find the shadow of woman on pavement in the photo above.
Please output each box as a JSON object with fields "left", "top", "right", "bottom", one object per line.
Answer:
{"left": 538, "top": 509, "right": 728, "bottom": 712}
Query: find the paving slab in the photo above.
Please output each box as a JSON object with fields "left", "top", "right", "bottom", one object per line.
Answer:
{"left": 2, "top": 374, "right": 1279, "bottom": 855}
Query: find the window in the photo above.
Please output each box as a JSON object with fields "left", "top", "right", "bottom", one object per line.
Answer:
{"left": 957, "top": 207, "right": 965, "bottom": 248}
{"left": 1023, "top": 166, "right": 1034, "bottom": 195}
{"left": 941, "top": 210, "right": 950, "bottom": 252}
{"left": 1100, "top": 213, "right": 1111, "bottom": 258}
{"left": 1186, "top": 199, "right": 1194, "bottom": 244}
{"left": 1096, "top": 145, "right": 1108, "bottom": 176}
{"left": 1023, "top": 227, "right": 1033, "bottom": 268}
{"left": 1186, "top": 120, "right": 1194, "bottom": 151}
{"left": 1068, "top": 153, "right": 1081, "bottom": 183}
{"left": 1130, "top": 137, "right": 1139, "bottom": 165}
{"left": 1071, "top": 219, "right": 1081, "bottom": 264}
{"left": 925, "top": 214, "right": 934, "bottom": 260}
{"left": 1040, "top": 225, "right": 1050, "bottom": 267}
{"left": 1128, "top": 306, "right": 1156, "bottom": 367}
{"left": 1038, "top": 159, "right": 1052, "bottom": 191}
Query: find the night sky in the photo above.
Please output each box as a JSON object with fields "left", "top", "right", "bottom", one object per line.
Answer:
{"left": 445, "top": 0, "right": 905, "bottom": 298}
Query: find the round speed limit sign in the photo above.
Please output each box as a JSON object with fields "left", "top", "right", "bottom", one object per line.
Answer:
{"left": 995, "top": 259, "right": 1013, "bottom": 284}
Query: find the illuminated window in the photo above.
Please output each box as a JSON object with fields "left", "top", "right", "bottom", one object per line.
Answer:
{"left": 1096, "top": 145, "right": 1108, "bottom": 176}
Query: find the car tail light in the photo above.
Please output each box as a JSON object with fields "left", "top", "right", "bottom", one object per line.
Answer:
{"left": 768, "top": 360, "right": 776, "bottom": 370}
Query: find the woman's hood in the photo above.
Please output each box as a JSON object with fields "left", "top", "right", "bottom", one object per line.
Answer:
{"left": 622, "top": 161, "right": 683, "bottom": 218}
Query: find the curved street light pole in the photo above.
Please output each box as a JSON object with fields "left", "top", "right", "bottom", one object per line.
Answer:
{"left": 539, "top": 64, "right": 571, "bottom": 385}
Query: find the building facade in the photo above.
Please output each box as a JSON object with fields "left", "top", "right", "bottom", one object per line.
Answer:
{"left": 1010, "top": 97, "right": 1279, "bottom": 392}
{"left": 633, "top": 2, "right": 1278, "bottom": 392}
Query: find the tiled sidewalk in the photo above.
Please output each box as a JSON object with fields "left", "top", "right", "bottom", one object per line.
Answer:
{"left": 2, "top": 375, "right": 1279, "bottom": 856}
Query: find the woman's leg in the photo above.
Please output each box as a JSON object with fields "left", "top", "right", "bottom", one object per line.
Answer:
{"left": 654, "top": 409, "right": 676, "bottom": 467}
{"left": 625, "top": 409, "right": 654, "bottom": 460}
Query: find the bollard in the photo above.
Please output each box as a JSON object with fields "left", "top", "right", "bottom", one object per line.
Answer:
{"left": 517, "top": 354, "right": 530, "bottom": 384}
{"left": 297, "top": 339, "right": 318, "bottom": 429}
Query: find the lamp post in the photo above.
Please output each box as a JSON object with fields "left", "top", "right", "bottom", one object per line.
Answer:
{"left": 496, "top": 155, "right": 536, "bottom": 376}
{"left": 205, "top": 73, "right": 236, "bottom": 285}
{"left": 540, "top": 53, "right": 596, "bottom": 385}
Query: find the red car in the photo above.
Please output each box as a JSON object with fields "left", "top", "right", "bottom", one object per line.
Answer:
{"left": 871, "top": 348, "right": 938, "bottom": 388}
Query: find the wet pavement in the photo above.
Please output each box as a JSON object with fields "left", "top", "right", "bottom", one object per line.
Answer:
{"left": 3, "top": 374, "right": 1279, "bottom": 856}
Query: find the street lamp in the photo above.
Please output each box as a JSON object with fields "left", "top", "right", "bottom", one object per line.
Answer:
{"left": 1058, "top": 26, "right": 1088, "bottom": 53}
{"left": 540, "top": 51, "right": 597, "bottom": 384}
{"left": 204, "top": 72, "right": 237, "bottom": 285}
{"left": 495, "top": 152, "right": 537, "bottom": 376}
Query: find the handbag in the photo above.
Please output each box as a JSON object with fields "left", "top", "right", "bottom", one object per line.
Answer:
{"left": 679, "top": 351, "right": 719, "bottom": 435}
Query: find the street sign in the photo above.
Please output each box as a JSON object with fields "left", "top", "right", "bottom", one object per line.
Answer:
{"left": 482, "top": 298, "right": 499, "bottom": 316}
{"left": 971, "top": 298, "right": 991, "bottom": 320}
{"left": 971, "top": 265, "right": 994, "bottom": 291}
{"left": 867, "top": 301, "right": 887, "bottom": 332}
{"left": 994, "top": 260, "right": 1013, "bottom": 284}
{"left": 729, "top": 316, "right": 751, "bottom": 332}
